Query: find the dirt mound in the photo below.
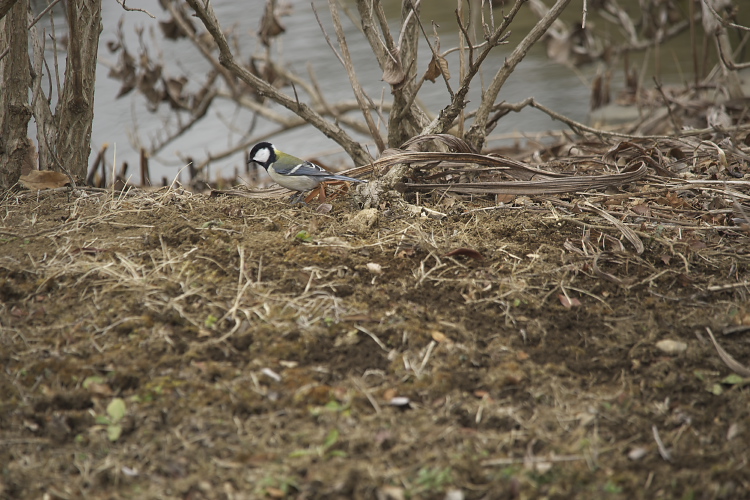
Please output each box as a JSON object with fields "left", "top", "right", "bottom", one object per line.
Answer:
{"left": 1, "top": 183, "right": 749, "bottom": 499}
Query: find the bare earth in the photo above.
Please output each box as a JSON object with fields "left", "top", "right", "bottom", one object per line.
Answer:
{"left": 1, "top": 184, "right": 749, "bottom": 499}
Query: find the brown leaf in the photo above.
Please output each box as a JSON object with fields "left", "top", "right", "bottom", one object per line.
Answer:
{"left": 631, "top": 204, "right": 650, "bottom": 216}
{"left": 159, "top": 16, "right": 195, "bottom": 40}
{"left": 559, "top": 295, "right": 582, "bottom": 308}
{"left": 382, "top": 47, "right": 405, "bottom": 86}
{"left": 706, "top": 327, "right": 750, "bottom": 377}
{"left": 687, "top": 239, "right": 707, "bottom": 251}
{"left": 445, "top": 247, "right": 484, "bottom": 260}
{"left": 430, "top": 330, "right": 448, "bottom": 343}
{"left": 546, "top": 34, "right": 572, "bottom": 65}
{"left": 660, "top": 191, "right": 690, "bottom": 209}
{"left": 87, "top": 383, "right": 114, "bottom": 397}
{"left": 258, "top": 1, "right": 285, "bottom": 47}
{"left": 677, "top": 273, "right": 693, "bottom": 287}
{"left": 668, "top": 147, "right": 686, "bottom": 160}
{"left": 424, "top": 53, "right": 450, "bottom": 83}
{"left": 19, "top": 170, "right": 69, "bottom": 190}
{"left": 382, "top": 388, "right": 398, "bottom": 401}
{"left": 265, "top": 487, "right": 285, "bottom": 499}
{"left": 315, "top": 203, "right": 333, "bottom": 214}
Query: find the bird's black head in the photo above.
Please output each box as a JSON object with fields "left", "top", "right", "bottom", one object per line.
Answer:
{"left": 248, "top": 142, "right": 277, "bottom": 170}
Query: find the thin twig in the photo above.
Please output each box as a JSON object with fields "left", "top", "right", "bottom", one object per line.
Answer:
{"left": 652, "top": 425, "right": 672, "bottom": 462}
{"left": 314, "top": 1, "right": 385, "bottom": 151}
{"left": 184, "top": 0, "right": 373, "bottom": 166}
{"left": 115, "top": 0, "right": 155, "bottom": 19}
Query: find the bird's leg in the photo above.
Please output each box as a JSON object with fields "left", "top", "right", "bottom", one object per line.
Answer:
{"left": 288, "top": 192, "right": 308, "bottom": 205}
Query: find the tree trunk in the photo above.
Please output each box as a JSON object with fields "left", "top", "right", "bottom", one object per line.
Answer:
{"left": 50, "top": 0, "right": 102, "bottom": 181}
{"left": 0, "top": 0, "right": 32, "bottom": 191}
{"left": 387, "top": 0, "right": 422, "bottom": 148}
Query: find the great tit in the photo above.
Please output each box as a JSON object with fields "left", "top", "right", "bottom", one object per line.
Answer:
{"left": 248, "top": 142, "right": 367, "bottom": 202}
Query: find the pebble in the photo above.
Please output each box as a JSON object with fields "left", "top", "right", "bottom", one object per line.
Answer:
{"left": 655, "top": 339, "right": 687, "bottom": 355}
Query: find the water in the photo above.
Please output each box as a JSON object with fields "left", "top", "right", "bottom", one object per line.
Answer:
{"left": 28, "top": 0, "right": 738, "bottom": 185}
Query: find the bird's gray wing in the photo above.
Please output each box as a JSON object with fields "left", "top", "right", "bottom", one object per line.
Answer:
{"left": 272, "top": 161, "right": 331, "bottom": 177}
{"left": 275, "top": 161, "right": 366, "bottom": 183}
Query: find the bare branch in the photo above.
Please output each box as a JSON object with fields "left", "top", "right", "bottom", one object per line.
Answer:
{"left": 184, "top": 0, "right": 372, "bottom": 166}
{"left": 701, "top": 0, "right": 750, "bottom": 32}
{"left": 28, "top": 0, "right": 63, "bottom": 29}
{"left": 465, "top": 0, "right": 574, "bottom": 150}
{"left": 716, "top": 33, "right": 750, "bottom": 70}
{"left": 409, "top": 4, "right": 453, "bottom": 98}
{"left": 115, "top": 0, "right": 155, "bottom": 19}
{"left": 163, "top": 1, "right": 238, "bottom": 95}
{"left": 421, "top": 0, "right": 523, "bottom": 138}
{"left": 490, "top": 97, "right": 748, "bottom": 141}
{"left": 356, "top": 0, "right": 389, "bottom": 68}
{"left": 319, "top": 1, "right": 386, "bottom": 152}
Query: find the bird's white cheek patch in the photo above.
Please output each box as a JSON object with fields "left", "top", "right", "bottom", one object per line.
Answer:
{"left": 253, "top": 148, "right": 271, "bottom": 164}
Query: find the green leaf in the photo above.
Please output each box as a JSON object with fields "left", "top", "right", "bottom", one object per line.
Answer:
{"left": 83, "top": 375, "right": 106, "bottom": 389}
{"left": 288, "top": 449, "right": 312, "bottom": 458}
{"left": 107, "top": 398, "right": 127, "bottom": 423}
{"left": 95, "top": 415, "right": 111, "bottom": 425}
{"left": 710, "top": 383, "right": 723, "bottom": 396}
{"left": 603, "top": 480, "right": 623, "bottom": 493}
{"left": 721, "top": 374, "right": 745, "bottom": 385}
{"left": 295, "top": 230, "right": 313, "bottom": 242}
{"left": 107, "top": 424, "right": 123, "bottom": 442}
{"left": 205, "top": 314, "right": 218, "bottom": 328}
{"left": 322, "top": 429, "right": 340, "bottom": 449}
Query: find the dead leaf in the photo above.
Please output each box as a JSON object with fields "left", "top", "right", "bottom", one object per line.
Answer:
{"left": 559, "top": 295, "right": 582, "bottom": 308}
{"left": 495, "top": 194, "right": 516, "bottom": 204}
{"left": 377, "top": 485, "right": 405, "bottom": 500}
{"left": 677, "top": 273, "right": 693, "bottom": 287}
{"left": 265, "top": 487, "right": 285, "bottom": 499}
{"left": 315, "top": 203, "right": 333, "bottom": 214}
{"left": 19, "top": 170, "right": 69, "bottom": 190}
{"left": 258, "top": 0, "right": 285, "bottom": 47}
{"left": 382, "top": 47, "right": 405, "bottom": 86}
{"left": 445, "top": 248, "right": 484, "bottom": 260}
{"left": 383, "top": 388, "right": 397, "bottom": 401}
{"left": 706, "top": 327, "right": 750, "bottom": 377}
{"left": 87, "top": 383, "right": 114, "bottom": 397}
{"left": 688, "top": 239, "right": 707, "bottom": 251}
{"left": 430, "top": 330, "right": 448, "bottom": 343}
{"left": 661, "top": 191, "right": 690, "bottom": 209}
{"left": 424, "top": 53, "right": 450, "bottom": 82}
{"left": 159, "top": 15, "right": 195, "bottom": 40}
{"left": 631, "top": 204, "right": 651, "bottom": 216}
{"left": 668, "top": 147, "right": 686, "bottom": 160}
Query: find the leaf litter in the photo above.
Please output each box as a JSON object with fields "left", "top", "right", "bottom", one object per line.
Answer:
{"left": 1, "top": 126, "right": 750, "bottom": 498}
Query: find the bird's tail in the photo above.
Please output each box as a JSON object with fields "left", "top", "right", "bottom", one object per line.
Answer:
{"left": 329, "top": 175, "right": 367, "bottom": 183}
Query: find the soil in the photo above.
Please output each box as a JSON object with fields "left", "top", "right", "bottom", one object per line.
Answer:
{"left": 1, "top": 184, "right": 749, "bottom": 499}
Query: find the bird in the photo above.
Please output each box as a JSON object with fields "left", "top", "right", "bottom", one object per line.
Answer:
{"left": 248, "top": 142, "right": 367, "bottom": 203}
